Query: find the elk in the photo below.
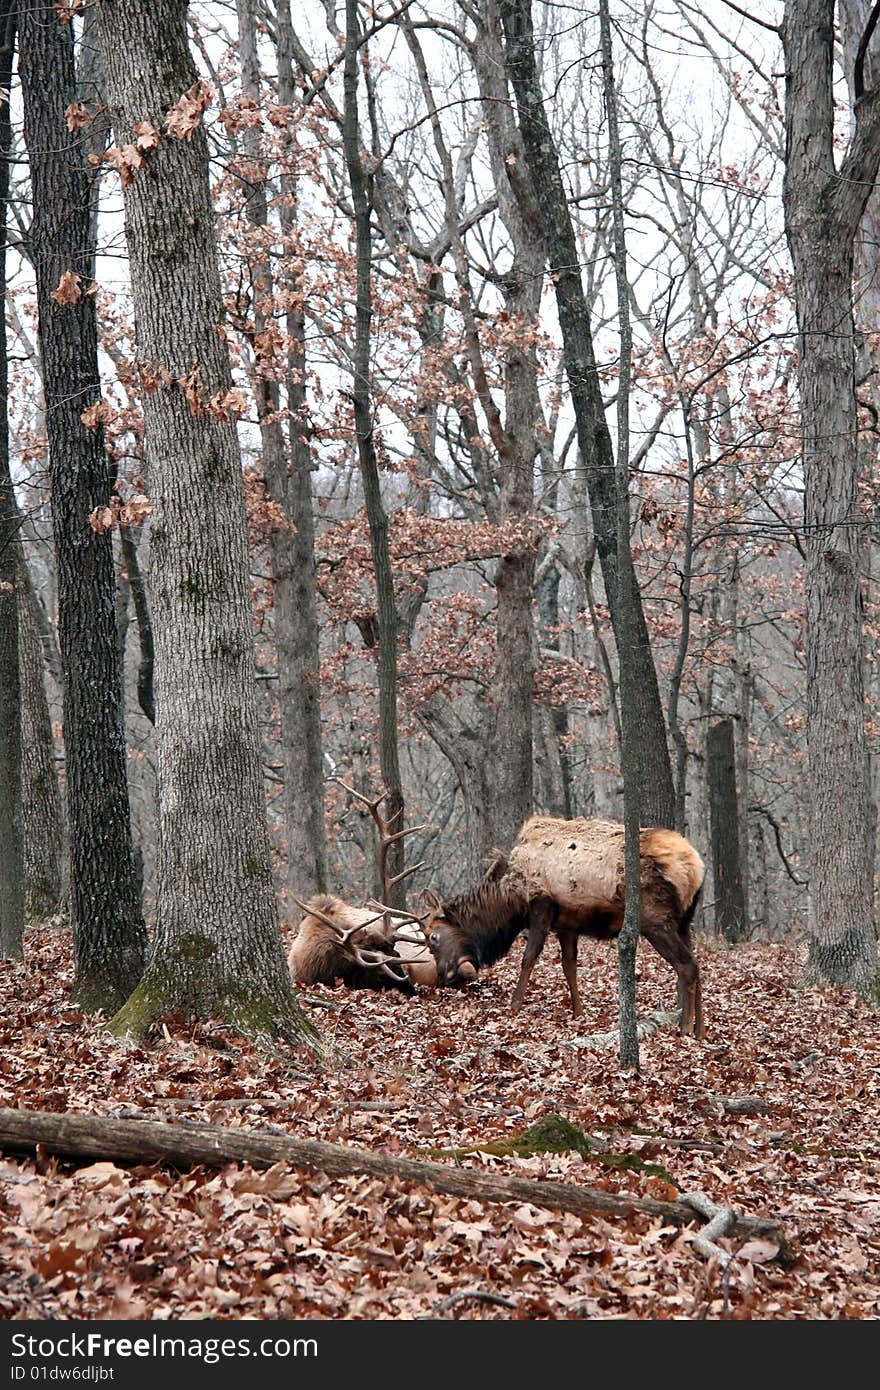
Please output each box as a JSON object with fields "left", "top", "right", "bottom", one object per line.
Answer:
{"left": 424, "top": 815, "right": 705, "bottom": 1038}
{"left": 288, "top": 781, "right": 436, "bottom": 994}
{"left": 287, "top": 895, "right": 435, "bottom": 993}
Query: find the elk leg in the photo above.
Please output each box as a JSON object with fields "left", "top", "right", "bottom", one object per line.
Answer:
{"left": 641, "top": 920, "right": 703, "bottom": 1039}
{"left": 558, "top": 931, "right": 581, "bottom": 1017}
{"left": 511, "top": 902, "right": 552, "bottom": 1009}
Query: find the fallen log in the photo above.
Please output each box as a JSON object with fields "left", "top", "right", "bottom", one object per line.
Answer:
{"left": 0, "top": 1108, "right": 794, "bottom": 1263}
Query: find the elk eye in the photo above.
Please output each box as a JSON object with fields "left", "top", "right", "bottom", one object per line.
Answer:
{"left": 429, "top": 932, "right": 439, "bottom": 947}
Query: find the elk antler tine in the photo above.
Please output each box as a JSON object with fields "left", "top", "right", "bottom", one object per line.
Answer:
{"left": 387, "top": 861, "right": 426, "bottom": 888}
{"left": 385, "top": 823, "right": 428, "bottom": 846}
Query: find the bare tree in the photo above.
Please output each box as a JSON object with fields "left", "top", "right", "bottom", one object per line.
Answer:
{"left": 96, "top": 0, "right": 316, "bottom": 1045}
{"left": 237, "top": 0, "right": 328, "bottom": 906}
{"left": 499, "top": 0, "right": 675, "bottom": 831}
{"left": 19, "top": 0, "right": 147, "bottom": 1003}
{"left": 782, "top": 0, "right": 880, "bottom": 994}
{"left": 0, "top": 0, "right": 22, "bottom": 960}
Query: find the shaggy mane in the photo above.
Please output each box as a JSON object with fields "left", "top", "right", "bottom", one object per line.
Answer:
{"left": 445, "top": 864, "right": 529, "bottom": 968}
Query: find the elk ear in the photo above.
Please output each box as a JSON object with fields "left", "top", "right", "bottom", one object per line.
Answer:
{"left": 485, "top": 852, "right": 508, "bottom": 883}
{"left": 421, "top": 888, "right": 443, "bottom": 914}
{"left": 457, "top": 958, "right": 477, "bottom": 981}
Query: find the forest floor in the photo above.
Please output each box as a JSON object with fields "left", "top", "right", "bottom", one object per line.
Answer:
{"left": 0, "top": 923, "right": 879, "bottom": 1320}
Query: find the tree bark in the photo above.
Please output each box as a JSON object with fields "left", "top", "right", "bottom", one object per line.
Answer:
{"left": 17, "top": 557, "right": 64, "bottom": 921}
{"left": 19, "top": 0, "right": 147, "bottom": 1003}
{"left": 499, "top": 0, "right": 675, "bottom": 831}
{"left": 0, "top": 1107, "right": 792, "bottom": 1260}
{"left": 596, "top": 0, "right": 641, "bottom": 1069}
{"left": 95, "top": 0, "right": 315, "bottom": 1046}
{"left": 272, "top": 0, "right": 328, "bottom": 906}
{"left": 0, "top": 0, "right": 23, "bottom": 959}
{"left": 782, "top": 0, "right": 880, "bottom": 995}
{"left": 708, "top": 719, "right": 748, "bottom": 943}
{"left": 342, "top": 0, "right": 406, "bottom": 906}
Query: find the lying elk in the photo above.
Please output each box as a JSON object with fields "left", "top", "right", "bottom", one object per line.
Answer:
{"left": 288, "top": 779, "right": 436, "bottom": 994}
{"left": 424, "top": 815, "right": 705, "bottom": 1038}
{"left": 288, "top": 895, "right": 436, "bottom": 994}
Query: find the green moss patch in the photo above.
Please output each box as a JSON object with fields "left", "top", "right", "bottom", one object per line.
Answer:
{"left": 429, "top": 1112, "right": 677, "bottom": 1186}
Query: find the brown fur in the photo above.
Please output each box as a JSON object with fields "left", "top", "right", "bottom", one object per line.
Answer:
{"left": 288, "top": 894, "right": 435, "bottom": 993}
{"left": 427, "top": 816, "right": 706, "bottom": 1038}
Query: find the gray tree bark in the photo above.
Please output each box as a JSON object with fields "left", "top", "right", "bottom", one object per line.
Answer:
{"left": 782, "top": 0, "right": 880, "bottom": 994}
{"left": 342, "top": 0, "right": 406, "bottom": 906}
{"left": 595, "top": 0, "right": 642, "bottom": 1068}
{"left": 19, "top": 0, "right": 147, "bottom": 1004}
{"left": 0, "top": 0, "right": 23, "bottom": 960}
{"left": 95, "top": 0, "right": 316, "bottom": 1045}
{"left": 708, "top": 719, "right": 748, "bottom": 943}
{"left": 272, "top": 0, "right": 328, "bottom": 906}
{"left": 17, "top": 558, "right": 64, "bottom": 921}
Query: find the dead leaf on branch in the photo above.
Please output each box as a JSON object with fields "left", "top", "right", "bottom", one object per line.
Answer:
{"left": 49, "top": 271, "right": 82, "bottom": 307}
{"left": 53, "top": 0, "right": 85, "bottom": 23}
{"left": 88, "top": 493, "right": 153, "bottom": 535}
{"left": 133, "top": 121, "right": 161, "bottom": 153}
{"left": 65, "top": 101, "right": 103, "bottom": 132}
{"left": 165, "top": 81, "right": 213, "bottom": 141}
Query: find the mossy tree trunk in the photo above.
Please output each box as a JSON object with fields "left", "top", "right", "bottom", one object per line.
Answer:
{"left": 96, "top": 0, "right": 316, "bottom": 1047}
{"left": 19, "top": 0, "right": 147, "bottom": 1002}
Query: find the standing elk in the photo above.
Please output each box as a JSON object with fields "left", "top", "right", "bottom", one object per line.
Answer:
{"left": 424, "top": 815, "right": 705, "bottom": 1038}
{"left": 287, "top": 780, "right": 436, "bottom": 995}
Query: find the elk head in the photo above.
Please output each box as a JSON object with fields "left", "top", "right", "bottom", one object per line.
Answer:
{"left": 422, "top": 889, "right": 478, "bottom": 987}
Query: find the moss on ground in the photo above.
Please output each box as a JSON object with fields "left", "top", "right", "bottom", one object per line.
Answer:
{"left": 429, "top": 1112, "right": 677, "bottom": 1186}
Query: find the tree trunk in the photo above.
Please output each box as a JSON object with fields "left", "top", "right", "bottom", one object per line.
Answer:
{"left": 708, "top": 719, "right": 748, "bottom": 943}
{"left": 499, "top": 0, "right": 675, "bottom": 831}
{"left": 17, "top": 557, "right": 64, "bottom": 921}
{"left": 782, "top": 0, "right": 880, "bottom": 995}
{"left": 342, "top": 0, "right": 406, "bottom": 906}
{"left": 274, "top": 1, "right": 327, "bottom": 906}
{"left": 595, "top": 0, "right": 641, "bottom": 1068}
{"left": 19, "top": 0, "right": 147, "bottom": 1005}
{"left": 0, "top": 0, "right": 23, "bottom": 959}
{"left": 95, "top": 0, "right": 316, "bottom": 1046}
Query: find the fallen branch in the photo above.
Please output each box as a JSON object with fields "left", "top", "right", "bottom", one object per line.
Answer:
{"left": 561, "top": 1009, "right": 680, "bottom": 1051}
{"left": 681, "top": 1191, "right": 735, "bottom": 1266}
{"left": 0, "top": 1108, "right": 794, "bottom": 1263}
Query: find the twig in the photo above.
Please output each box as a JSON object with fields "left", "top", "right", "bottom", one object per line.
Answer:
{"left": 431, "top": 1289, "right": 517, "bottom": 1317}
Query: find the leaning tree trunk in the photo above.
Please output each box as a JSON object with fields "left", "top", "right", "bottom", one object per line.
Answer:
{"left": 95, "top": 0, "right": 316, "bottom": 1046}
{"left": 19, "top": 0, "right": 147, "bottom": 1003}
{"left": 499, "top": 0, "right": 675, "bottom": 831}
{"left": 0, "top": 0, "right": 23, "bottom": 960}
{"left": 782, "top": 0, "right": 880, "bottom": 995}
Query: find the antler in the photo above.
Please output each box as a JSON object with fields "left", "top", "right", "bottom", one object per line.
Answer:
{"left": 330, "top": 776, "right": 427, "bottom": 904}
{"left": 291, "top": 895, "right": 412, "bottom": 985}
